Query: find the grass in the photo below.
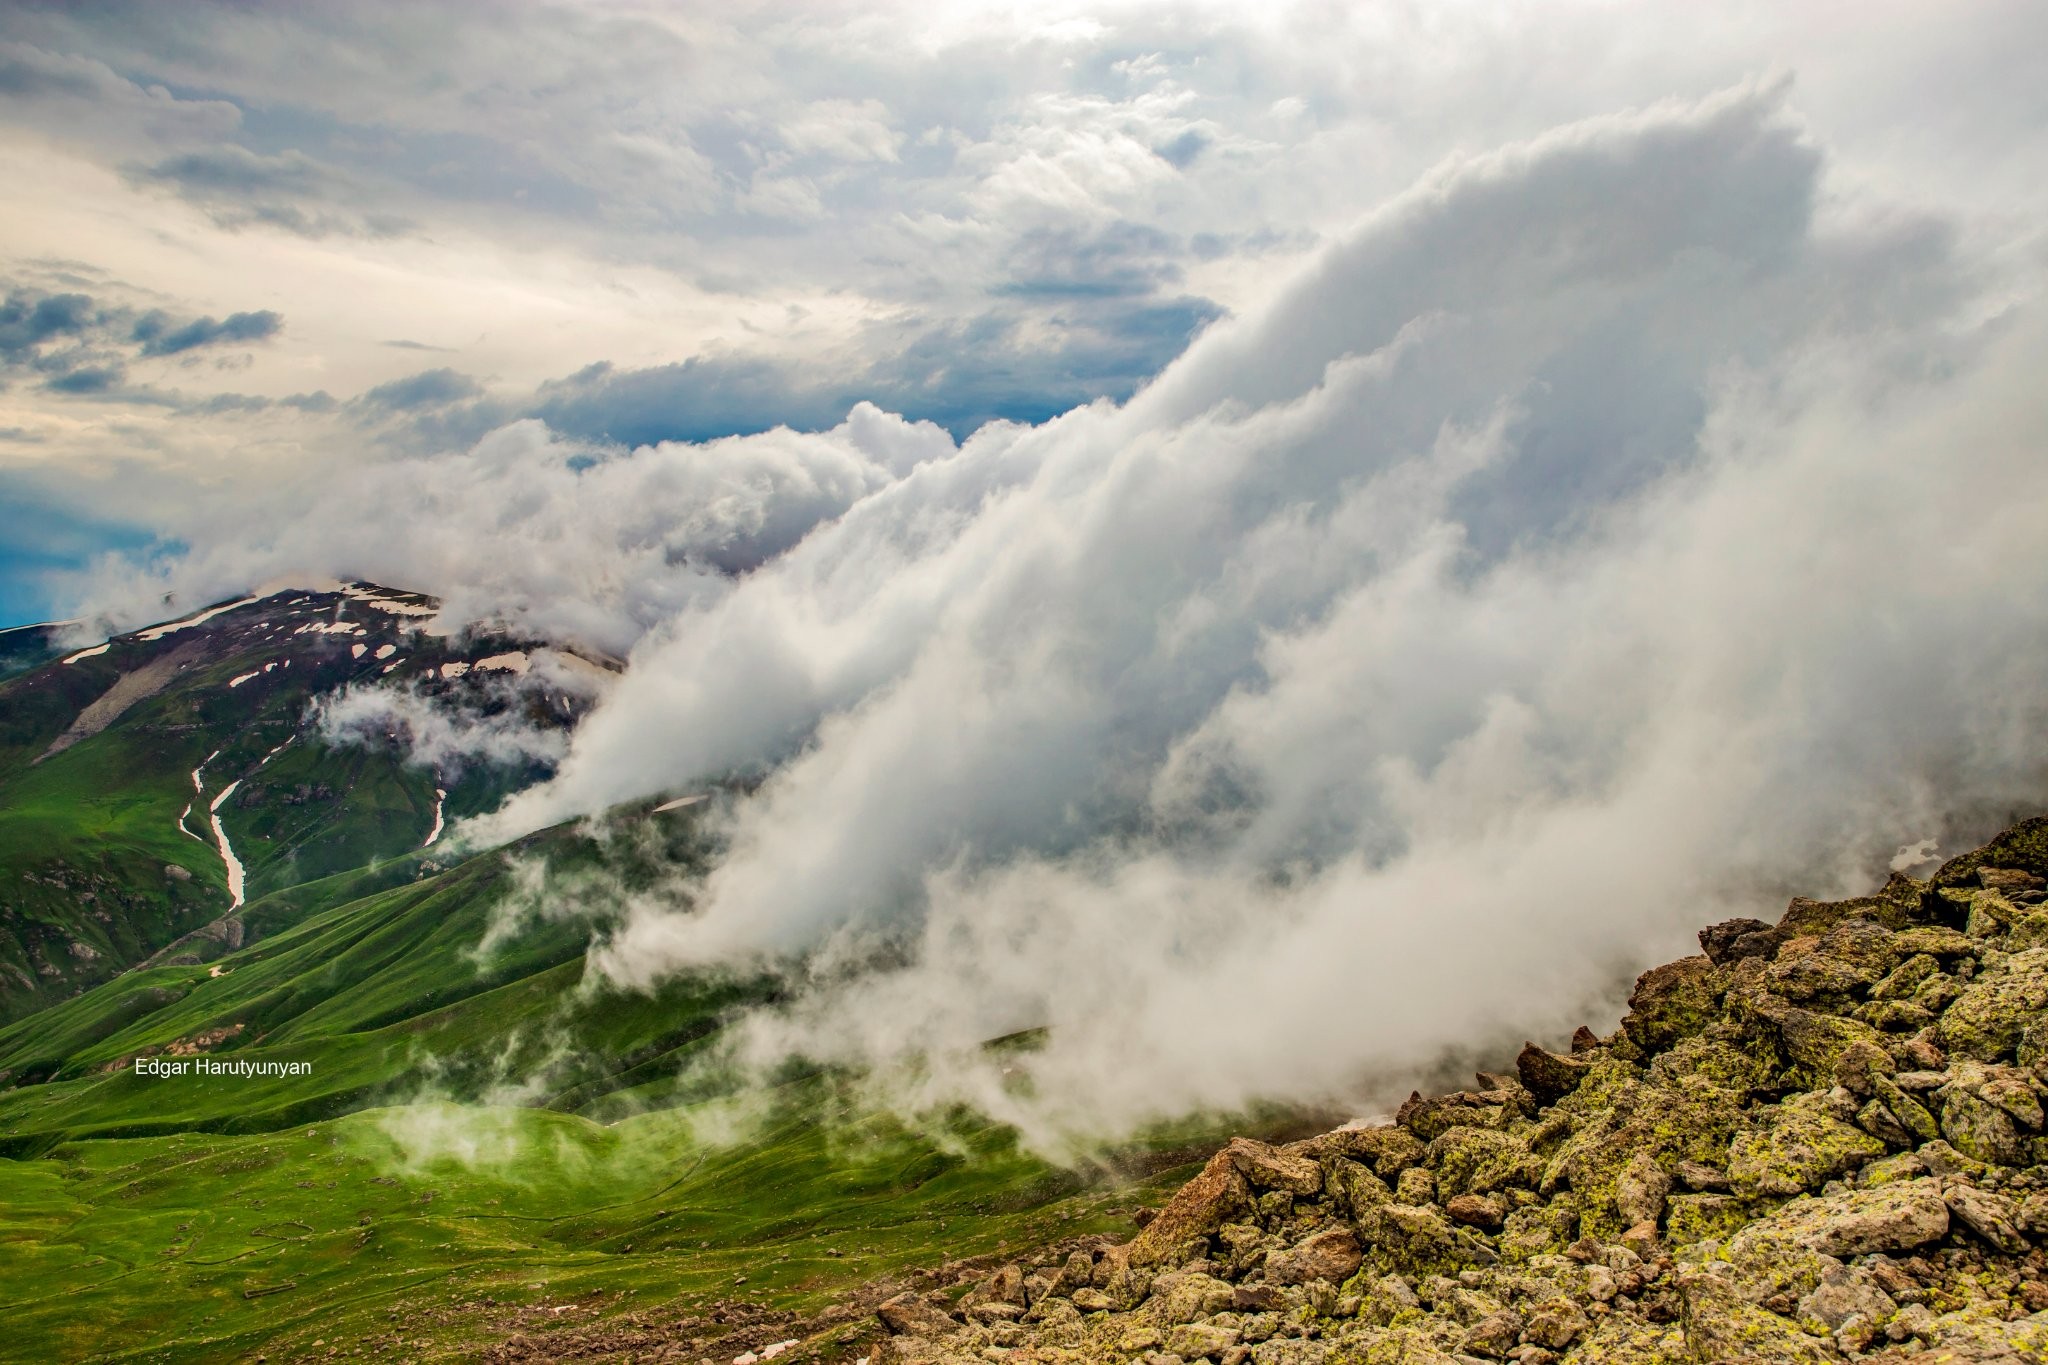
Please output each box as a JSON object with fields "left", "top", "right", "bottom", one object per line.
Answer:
{"left": 0, "top": 1087, "right": 1191, "bottom": 1363}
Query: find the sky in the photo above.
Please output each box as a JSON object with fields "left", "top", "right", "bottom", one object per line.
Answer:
{"left": 7, "top": 1, "right": 2048, "bottom": 1143}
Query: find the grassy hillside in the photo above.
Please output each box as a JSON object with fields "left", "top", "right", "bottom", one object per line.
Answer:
{"left": 0, "top": 799, "right": 1247, "bottom": 1362}
{"left": 0, "top": 585, "right": 590, "bottom": 1022}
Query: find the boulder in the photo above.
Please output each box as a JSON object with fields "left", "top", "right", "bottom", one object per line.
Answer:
{"left": 1126, "top": 1148, "right": 1254, "bottom": 1269}
{"left": 1323, "top": 1158, "right": 1394, "bottom": 1219}
{"left": 1699, "top": 917, "right": 1784, "bottom": 965}
{"left": 1678, "top": 1271, "right": 1835, "bottom": 1364}
{"left": 1426, "top": 1127, "right": 1539, "bottom": 1199}
{"left": 1621, "top": 955, "right": 1724, "bottom": 1055}
{"left": 1614, "top": 1152, "right": 1671, "bottom": 1228}
{"left": 1396, "top": 1090, "right": 1506, "bottom": 1142}
{"left": 1264, "top": 1227, "right": 1362, "bottom": 1287}
{"left": 1943, "top": 1183, "right": 2028, "bottom": 1254}
{"left": 1521, "top": 1297, "right": 1590, "bottom": 1350}
{"left": 1753, "top": 1177, "right": 1950, "bottom": 1260}
{"left": 1796, "top": 1263, "right": 1897, "bottom": 1332}
{"left": 1978, "top": 866, "right": 2047, "bottom": 895}
{"left": 1225, "top": 1137, "right": 1322, "bottom": 1195}
{"left": 1363, "top": 1203, "right": 1499, "bottom": 1275}
{"left": 1942, "top": 1084, "right": 2028, "bottom": 1166}
{"left": 1515, "top": 1042, "right": 1590, "bottom": 1104}
{"left": 876, "top": 1293, "right": 957, "bottom": 1337}
{"left": 1444, "top": 1193, "right": 1506, "bottom": 1231}
{"left": 1939, "top": 949, "right": 2048, "bottom": 1062}
{"left": 1726, "top": 1091, "right": 1887, "bottom": 1196}
{"left": 1300, "top": 1124, "right": 1425, "bottom": 1179}
{"left": 1461, "top": 1308, "right": 1523, "bottom": 1359}
{"left": 1164, "top": 1323, "right": 1240, "bottom": 1361}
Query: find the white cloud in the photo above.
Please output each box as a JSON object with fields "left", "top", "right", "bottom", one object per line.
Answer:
{"left": 70, "top": 403, "right": 956, "bottom": 653}
{"left": 451, "top": 84, "right": 2048, "bottom": 1147}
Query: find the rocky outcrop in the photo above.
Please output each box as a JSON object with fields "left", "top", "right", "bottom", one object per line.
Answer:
{"left": 867, "top": 821, "right": 2048, "bottom": 1364}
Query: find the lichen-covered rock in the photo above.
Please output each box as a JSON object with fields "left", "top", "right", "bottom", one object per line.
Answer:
{"left": 1942, "top": 1183, "right": 2028, "bottom": 1254}
{"left": 1937, "top": 946, "right": 2048, "bottom": 1062}
{"left": 1665, "top": 1193, "right": 1748, "bottom": 1245}
{"left": 1943, "top": 1096, "right": 2026, "bottom": 1171}
{"left": 1615, "top": 1152, "right": 1672, "bottom": 1228}
{"left": 1164, "top": 1321, "right": 1240, "bottom": 1360}
{"left": 1299, "top": 1124, "right": 1426, "bottom": 1180}
{"left": 1395, "top": 1089, "right": 1510, "bottom": 1143}
{"left": 876, "top": 1293, "right": 957, "bottom": 1337}
{"left": 1444, "top": 1192, "right": 1506, "bottom": 1231}
{"left": 1426, "top": 1127, "right": 1538, "bottom": 1199}
{"left": 1700, "top": 916, "right": 1785, "bottom": 965}
{"left": 1745, "top": 1177, "right": 1950, "bottom": 1260}
{"left": 1145, "top": 1271, "right": 1234, "bottom": 1326}
{"left": 1265, "top": 1227, "right": 1363, "bottom": 1286}
{"left": 1726, "top": 1090, "right": 1887, "bottom": 1195}
{"left": 1460, "top": 1308, "right": 1523, "bottom": 1359}
{"left": 1797, "top": 1262, "right": 1898, "bottom": 1332}
{"left": 1767, "top": 939, "right": 1880, "bottom": 1001}
{"left": 955, "top": 819, "right": 2048, "bottom": 1365}
{"left": 1499, "top": 1199, "right": 1580, "bottom": 1263}
{"left": 1678, "top": 1270, "right": 1836, "bottom": 1364}
{"left": 1522, "top": 1296, "right": 1590, "bottom": 1349}
{"left": 1622, "top": 955, "right": 1724, "bottom": 1055}
{"left": 1515, "top": 1043, "right": 1591, "bottom": 1104}
{"left": 1361, "top": 1202, "right": 1497, "bottom": 1276}
{"left": 1127, "top": 1147, "right": 1255, "bottom": 1269}
{"left": 1227, "top": 1137, "right": 1324, "bottom": 1196}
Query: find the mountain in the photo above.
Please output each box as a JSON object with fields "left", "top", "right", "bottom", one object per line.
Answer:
{"left": 0, "top": 583, "right": 607, "bottom": 1022}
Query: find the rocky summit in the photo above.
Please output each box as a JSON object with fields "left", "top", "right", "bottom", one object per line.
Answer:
{"left": 864, "top": 819, "right": 2048, "bottom": 1365}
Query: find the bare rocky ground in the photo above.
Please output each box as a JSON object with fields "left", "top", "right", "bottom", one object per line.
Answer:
{"left": 858, "top": 819, "right": 2048, "bottom": 1365}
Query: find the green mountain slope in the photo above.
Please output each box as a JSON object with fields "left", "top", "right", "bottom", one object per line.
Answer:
{"left": 0, "top": 584, "right": 600, "bottom": 1022}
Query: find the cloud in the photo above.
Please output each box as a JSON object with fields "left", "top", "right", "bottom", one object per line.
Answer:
{"left": 356, "top": 366, "right": 485, "bottom": 415}
{"left": 130, "top": 145, "right": 409, "bottom": 237}
{"left": 315, "top": 656, "right": 608, "bottom": 777}
{"left": 391, "top": 84, "right": 2046, "bottom": 1146}
{"left": 66, "top": 403, "right": 959, "bottom": 653}
{"left": 132, "top": 307, "right": 282, "bottom": 356}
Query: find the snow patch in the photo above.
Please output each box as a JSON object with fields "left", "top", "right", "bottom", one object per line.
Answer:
{"left": 472, "top": 651, "right": 530, "bottom": 674}
{"left": 653, "top": 794, "right": 709, "bottom": 813}
{"left": 136, "top": 595, "right": 260, "bottom": 641}
{"left": 208, "top": 779, "right": 246, "bottom": 908}
{"left": 342, "top": 585, "right": 440, "bottom": 617}
{"left": 62, "top": 642, "right": 110, "bottom": 664}
{"left": 375, "top": 644, "right": 397, "bottom": 660}
{"left": 351, "top": 643, "right": 367, "bottom": 658}
{"left": 228, "top": 670, "right": 261, "bottom": 688}
{"left": 440, "top": 661, "right": 470, "bottom": 679}
{"left": 423, "top": 788, "right": 446, "bottom": 848}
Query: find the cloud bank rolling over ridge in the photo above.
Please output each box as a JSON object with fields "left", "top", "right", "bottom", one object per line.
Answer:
{"left": 59, "top": 80, "right": 2048, "bottom": 1147}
